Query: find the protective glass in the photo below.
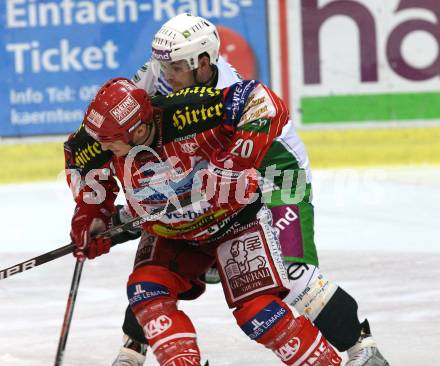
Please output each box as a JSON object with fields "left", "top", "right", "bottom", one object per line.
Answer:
{"left": 156, "top": 59, "right": 192, "bottom": 79}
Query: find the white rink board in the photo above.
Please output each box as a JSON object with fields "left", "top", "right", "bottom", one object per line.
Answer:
{"left": 288, "top": 0, "right": 440, "bottom": 126}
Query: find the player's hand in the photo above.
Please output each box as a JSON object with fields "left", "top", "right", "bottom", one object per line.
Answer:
{"left": 202, "top": 151, "right": 259, "bottom": 208}
{"left": 110, "top": 205, "right": 142, "bottom": 245}
{"left": 70, "top": 204, "right": 114, "bottom": 260}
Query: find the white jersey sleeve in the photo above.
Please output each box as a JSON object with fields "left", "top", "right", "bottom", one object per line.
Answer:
{"left": 132, "top": 60, "right": 173, "bottom": 96}
{"left": 132, "top": 61, "right": 159, "bottom": 95}
{"left": 215, "top": 56, "right": 242, "bottom": 88}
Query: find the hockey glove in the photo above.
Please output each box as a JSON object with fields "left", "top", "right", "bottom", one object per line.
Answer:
{"left": 70, "top": 204, "right": 114, "bottom": 260}
{"left": 110, "top": 204, "right": 142, "bottom": 245}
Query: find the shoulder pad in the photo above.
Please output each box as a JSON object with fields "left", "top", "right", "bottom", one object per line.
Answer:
{"left": 64, "top": 123, "right": 113, "bottom": 175}
{"left": 153, "top": 87, "right": 224, "bottom": 143}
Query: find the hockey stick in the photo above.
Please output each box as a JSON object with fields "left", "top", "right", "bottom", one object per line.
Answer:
{"left": 0, "top": 221, "right": 136, "bottom": 281}
{"left": 0, "top": 243, "right": 74, "bottom": 281}
{"left": 0, "top": 195, "right": 198, "bottom": 281}
{"left": 53, "top": 258, "right": 85, "bottom": 366}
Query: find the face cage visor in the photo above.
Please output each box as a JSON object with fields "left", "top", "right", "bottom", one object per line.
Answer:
{"left": 150, "top": 58, "right": 194, "bottom": 80}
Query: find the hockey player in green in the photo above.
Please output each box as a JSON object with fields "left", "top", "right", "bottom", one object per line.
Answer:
{"left": 257, "top": 119, "right": 389, "bottom": 366}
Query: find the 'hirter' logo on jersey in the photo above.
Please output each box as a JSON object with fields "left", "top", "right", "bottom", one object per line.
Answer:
{"left": 172, "top": 103, "right": 223, "bottom": 130}
{"left": 110, "top": 95, "right": 140, "bottom": 125}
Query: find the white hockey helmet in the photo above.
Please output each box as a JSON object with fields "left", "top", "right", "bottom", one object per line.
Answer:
{"left": 151, "top": 13, "right": 220, "bottom": 70}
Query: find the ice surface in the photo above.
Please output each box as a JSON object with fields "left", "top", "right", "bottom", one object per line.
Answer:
{"left": 1, "top": 167, "right": 438, "bottom": 365}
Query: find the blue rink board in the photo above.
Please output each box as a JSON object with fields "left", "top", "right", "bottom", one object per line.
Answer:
{"left": 0, "top": 0, "right": 269, "bottom": 137}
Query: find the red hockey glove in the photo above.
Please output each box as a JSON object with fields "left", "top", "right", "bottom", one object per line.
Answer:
{"left": 202, "top": 150, "right": 259, "bottom": 209}
{"left": 70, "top": 204, "right": 114, "bottom": 260}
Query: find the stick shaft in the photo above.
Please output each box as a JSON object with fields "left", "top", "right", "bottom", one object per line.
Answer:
{"left": 53, "top": 259, "right": 85, "bottom": 366}
{"left": 0, "top": 198, "right": 187, "bottom": 280}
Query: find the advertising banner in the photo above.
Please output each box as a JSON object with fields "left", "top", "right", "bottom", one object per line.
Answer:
{"left": 289, "top": 0, "right": 440, "bottom": 126}
{"left": 0, "top": 0, "right": 270, "bottom": 137}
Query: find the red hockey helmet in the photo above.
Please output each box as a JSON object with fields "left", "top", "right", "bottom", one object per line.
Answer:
{"left": 84, "top": 78, "right": 153, "bottom": 143}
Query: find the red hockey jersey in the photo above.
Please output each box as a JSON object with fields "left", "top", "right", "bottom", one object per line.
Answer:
{"left": 64, "top": 80, "right": 289, "bottom": 242}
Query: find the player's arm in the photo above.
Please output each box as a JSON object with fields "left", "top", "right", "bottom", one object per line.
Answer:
{"left": 222, "top": 80, "right": 289, "bottom": 169}
{"left": 202, "top": 81, "right": 289, "bottom": 207}
{"left": 132, "top": 60, "right": 159, "bottom": 95}
{"left": 64, "top": 123, "right": 119, "bottom": 260}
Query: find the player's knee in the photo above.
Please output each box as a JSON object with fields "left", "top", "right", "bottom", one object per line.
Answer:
{"left": 234, "top": 295, "right": 341, "bottom": 365}
{"left": 133, "top": 297, "right": 200, "bottom": 366}
{"left": 127, "top": 265, "right": 176, "bottom": 318}
{"left": 286, "top": 267, "right": 339, "bottom": 322}
{"left": 283, "top": 265, "right": 362, "bottom": 351}
{"left": 127, "top": 266, "right": 201, "bottom": 365}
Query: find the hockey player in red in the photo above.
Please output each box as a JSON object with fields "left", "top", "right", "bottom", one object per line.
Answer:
{"left": 106, "top": 13, "right": 388, "bottom": 366}
{"left": 65, "top": 77, "right": 342, "bottom": 365}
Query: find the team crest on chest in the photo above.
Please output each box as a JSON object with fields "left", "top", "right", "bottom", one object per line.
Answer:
{"left": 180, "top": 141, "right": 199, "bottom": 155}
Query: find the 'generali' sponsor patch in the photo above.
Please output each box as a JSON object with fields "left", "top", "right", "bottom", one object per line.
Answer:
{"left": 86, "top": 109, "right": 105, "bottom": 128}
{"left": 110, "top": 94, "right": 140, "bottom": 125}
{"left": 221, "top": 232, "right": 275, "bottom": 301}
